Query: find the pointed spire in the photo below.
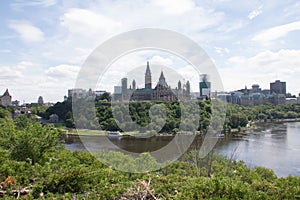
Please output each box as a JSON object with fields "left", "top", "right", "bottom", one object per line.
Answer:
{"left": 186, "top": 81, "right": 190, "bottom": 94}
{"left": 145, "top": 61, "right": 152, "bottom": 89}
{"left": 145, "top": 61, "right": 151, "bottom": 75}
{"left": 159, "top": 71, "right": 165, "bottom": 80}
{"left": 178, "top": 80, "right": 182, "bottom": 90}
{"left": 3, "top": 89, "right": 10, "bottom": 96}
{"left": 158, "top": 70, "right": 167, "bottom": 87}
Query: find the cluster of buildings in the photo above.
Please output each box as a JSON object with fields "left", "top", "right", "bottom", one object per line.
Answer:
{"left": 0, "top": 89, "right": 51, "bottom": 108}
{"left": 67, "top": 61, "right": 299, "bottom": 106}
{"left": 215, "top": 80, "right": 299, "bottom": 106}
{"left": 113, "top": 61, "right": 191, "bottom": 102}
{"left": 66, "top": 88, "right": 107, "bottom": 101}
{"left": 2, "top": 61, "right": 299, "bottom": 108}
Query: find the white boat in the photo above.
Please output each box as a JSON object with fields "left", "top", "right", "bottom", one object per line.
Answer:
{"left": 208, "top": 133, "right": 225, "bottom": 139}
{"left": 107, "top": 131, "right": 123, "bottom": 138}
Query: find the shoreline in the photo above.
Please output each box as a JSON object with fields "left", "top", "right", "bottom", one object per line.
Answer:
{"left": 226, "top": 118, "right": 300, "bottom": 135}
{"left": 64, "top": 118, "right": 300, "bottom": 137}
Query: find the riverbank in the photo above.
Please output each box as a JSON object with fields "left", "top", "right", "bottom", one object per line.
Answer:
{"left": 226, "top": 118, "right": 300, "bottom": 136}
{"left": 253, "top": 118, "right": 300, "bottom": 124}
{"left": 64, "top": 117, "right": 300, "bottom": 138}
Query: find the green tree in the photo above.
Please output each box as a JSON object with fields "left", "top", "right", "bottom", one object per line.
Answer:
{"left": 0, "top": 106, "right": 10, "bottom": 119}
{"left": 9, "top": 123, "right": 60, "bottom": 164}
{"left": 14, "top": 115, "right": 34, "bottom": 129}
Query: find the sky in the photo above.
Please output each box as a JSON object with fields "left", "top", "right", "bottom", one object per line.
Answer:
{"left": 1, "top": 0, "right": 300, "bottom": 103}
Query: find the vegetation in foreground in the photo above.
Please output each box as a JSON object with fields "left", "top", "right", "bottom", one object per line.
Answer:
{"left": 0, "top": 107, "right": 300, "bottom": 199}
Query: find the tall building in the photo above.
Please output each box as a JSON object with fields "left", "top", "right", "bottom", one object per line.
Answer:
{"left": 68, "top": 88, "right": 107, "bottom": 101}
{"left": 117, "top": 61, "right": 190, "bottom": 102}
{"left": 199, "top": 74, "right": 211, "bottom": 99}
{"left": 178, "top": 80, "right": 182, "bottom": 90}
{"left": 132, "top": 80, "right": 136, "bottom": 90}
{"left": 38, "top": 96, "right": 44, "bottom": 105}
{"left": 113, "top": 86, "right": 122, "bottom": 101}
{"left": 0, "top": 89, "right": 12, "bottom": 107}
{"left": 68, "top": 88, "right": 87, "bottom": 99}
{"left": 251, "top": 84, "right": 261, "bottom": 93}
{"left": 145, "top": 61, "right": 152, "bottom": 89}
{"left": 270, "top": 80, "right": 286, "bottom": 96}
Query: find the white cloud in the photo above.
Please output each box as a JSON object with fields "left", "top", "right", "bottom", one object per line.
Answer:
{"left": 220, "top": 49, "right": 300, "bottom": 94}
{"left": 283, "top": 1, "right": 300, "bottom": 19}
{"left": 217, "top": 20, "right": 245, "bottom": 33}
{"left": 16, "top": 61, "right": 34, "bottom": 70}
{"left": 8, "top": 21, "right": 44, "bottom": 42}
{"left": 214, "top": 46, "right": 229, "bottom": 56}
{"left": 248, "top": 5, "right": 263, "bottom": 20}
{"left": 11, "top": 0, "right": 57, "bottom": 9}
{"left": 0, "top": 66, "right": 23, "bottom": 80}
{"left": 0, "top": 49, "right": 11, "bottom": 53}
{"left": 153, "top": 0, "right": 195, "bottom": 15}
{"left": 60, "top": 8, "right": 122, "bottom": 36}
{"left": 150, "top": 56, "right": 173, "bottom": 66}
{"left": 0, "top": 61, "right": 32, "bottom": 79}
{"left": 252, "top": 21, "right": 300, "bottom": 42}
{"left": 46, "top": 64, "right": 80, "bottom": 79}
{"left": 4, "top": 1, "right": 300, "bottom": 102}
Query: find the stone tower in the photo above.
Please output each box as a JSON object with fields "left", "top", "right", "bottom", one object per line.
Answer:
{"left": 178, "top": 80, "right": 182, "bottom": 91}
{"left": 145, "top": 61, "right": 152, "bottom": 89}
{"left": 132, "top": 79, "right": 136, "bottom": 90}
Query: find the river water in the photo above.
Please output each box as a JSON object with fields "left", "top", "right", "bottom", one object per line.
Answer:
{"left": 215, "top": 122, "right": 300, "bottom": 177}
{"left": 64, "top": 122, "right": 300, "bottom": 177}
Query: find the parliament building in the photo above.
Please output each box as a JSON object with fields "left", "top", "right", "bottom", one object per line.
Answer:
{"left": 114, "top": 62, "right": 191, "bottom": 102}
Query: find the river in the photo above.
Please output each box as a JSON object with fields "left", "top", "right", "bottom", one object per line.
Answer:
{"left": 64, "top": 122, "right": 300, "bottom": 177}
{"left": 215, "top": 121, "right": 300, "bottom": 177}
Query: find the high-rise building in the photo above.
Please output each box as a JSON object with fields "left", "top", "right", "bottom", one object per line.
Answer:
{"left": 121, "top": 78, "right": 128, "bottom": 93}
{"left": 132, "top": 80, "right": 136, "bottom": 90}
{"left": 38, "top": 96, "right": 44, "bottom": 105}
{"left": 270, "top": 80, "right": 286, "bottom": 96}
{"left": 68, "top": 88, "right": 87, "bottom": 99}
{"left": 199, "top": 74, "right": 211, "bottom": 99}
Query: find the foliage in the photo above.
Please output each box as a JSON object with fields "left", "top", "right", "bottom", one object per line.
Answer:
{"left": 1, "top": 103, "right": 300, "bottom": 199}
{"left": 0, "top": 119, "right": 60, "bottom": 165}
{"left": 0, "top": 106, "right": 10, "bottom": 119}
{"left": 43, "top": 97, "right": 300, "bottom": 134}
{"left": 0, "top": 118, "right": 299, "bottom": 199}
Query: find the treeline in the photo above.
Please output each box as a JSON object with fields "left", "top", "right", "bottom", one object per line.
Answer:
{"left": 225, "top": 103, "right": 300, "bottom": 130}
{"left": 0, "top": 114, "right": 300, "bottom": 199}
{"left": 42, "top": 100, "right": 214, "bottom": 133}
{"left": 41, "top": 100, "right": 300, "bottom": 132}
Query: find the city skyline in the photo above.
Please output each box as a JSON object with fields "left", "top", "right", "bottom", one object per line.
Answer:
{"left": 1, "top": 76, "right": 294, "bottom": 104}
{"left": 1, "top": 1, "right": 300, "bottom": 102}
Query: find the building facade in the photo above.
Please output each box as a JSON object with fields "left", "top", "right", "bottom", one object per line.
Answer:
{"left": 270, "top": 80, "right": 286, "bottom": 96}
{"left": 0, "top": 89, "right": 12, "bottom": 107}
{"left": 115, "top": 62, "right": 191, "bottom": 102}
{"left": 217, "top": 80, "right": 288, "bottom": 106}
{"left": 199, "top": 74, "right": 211, "bottom": 99}
{"left": 38, "top": 96, "right": 44, "bottom": 105}
{"left": 67, "top": 88, "right": 108, "bottom": 101}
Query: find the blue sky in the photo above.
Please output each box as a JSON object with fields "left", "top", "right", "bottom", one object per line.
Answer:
{"left": 1, "top": 0, "right": 300, "bottom": 102}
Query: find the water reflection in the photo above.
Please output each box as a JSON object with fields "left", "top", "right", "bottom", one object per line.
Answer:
{"left": 215, "top": 122, "right": 300, "bottom": 177}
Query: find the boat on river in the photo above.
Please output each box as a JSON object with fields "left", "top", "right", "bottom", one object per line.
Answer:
{"left": 107, "top": 131, "right": 123, "bottom": 138}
